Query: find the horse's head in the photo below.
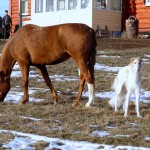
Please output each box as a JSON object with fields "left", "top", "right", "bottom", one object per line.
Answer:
{"left": 0, "top": 72, "right": 10, "bottom": 102}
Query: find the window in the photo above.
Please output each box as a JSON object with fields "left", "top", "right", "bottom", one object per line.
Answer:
{"left": 57, "top": 0, "right": 66, "bottom": 10}
{"left": 110, "top": 0, "right": 121, "bottom": 11}
{"left": 81, "top": 0, "right": 89, "bottom": 9}
{"left": 22, "top": 0, "right": 28, "bottom": 14}
{"left": 94, "top": 0, "right": 106, "bottom": 10}
{"left": 35, "top": 0, "right": 43, "bottom": 13}
{"left": 46, "top": 0, "right": 54, "bottom": 12}
{"left": 68, "top": 0, "right": 77, "bottom": 10}
{"left": 145, "top": 0, "right": 150, "bottom": 6}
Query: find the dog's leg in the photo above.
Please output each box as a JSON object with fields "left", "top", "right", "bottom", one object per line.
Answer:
{"left": 115, "top": 87, "right": 122, "bottom": 112}
{"left": 124, "top": 91, "right": 131, "bottom": 117}
{"left": 114, "top": 94, "right": 118, "bottom": 112}
{"left": 135, "top": 88, "right": 142, "bottom": 117}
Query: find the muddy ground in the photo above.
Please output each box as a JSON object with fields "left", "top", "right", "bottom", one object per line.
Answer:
{"left": 0, "top": 38, "right": 150, "bottom": 149}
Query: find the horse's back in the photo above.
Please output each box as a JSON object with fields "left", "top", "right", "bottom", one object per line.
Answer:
{"left": 11, "top": 23, "right": 96, "bottom": 65}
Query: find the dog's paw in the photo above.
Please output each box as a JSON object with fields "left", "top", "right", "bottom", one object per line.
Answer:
{"left": 124, "top": 114, "right": 128, "bottom": 118}
{"left": 85, "top": 102, "right": 91, "bottom": 107}
{"left": 137, "top": 115, "right": 142, "bottom": 118}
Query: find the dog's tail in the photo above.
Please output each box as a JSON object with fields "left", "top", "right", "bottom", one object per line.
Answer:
{"left": 109, "top": 77, "right": 125, "bottom": 108}
{"left": 109, "top": 92, "right": 125, "bottom": 108}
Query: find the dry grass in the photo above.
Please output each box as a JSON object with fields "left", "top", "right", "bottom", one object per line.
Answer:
{"left": 0, "top": 38, "right": 150, "bottom": 148}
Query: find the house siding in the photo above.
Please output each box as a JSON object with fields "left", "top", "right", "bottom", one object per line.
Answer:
{"left": 122, "top": 0, "right": 150, "bottom": 32}
{"left": 135, "top": 0, "right": 150, "bottom": 32}
{"left": 92, "top": 10, "right": 121, "bottom": 31}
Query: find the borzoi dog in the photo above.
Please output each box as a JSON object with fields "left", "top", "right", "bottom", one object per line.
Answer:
{"left": 109, "top": 57, "right": 142, "bottom": 117}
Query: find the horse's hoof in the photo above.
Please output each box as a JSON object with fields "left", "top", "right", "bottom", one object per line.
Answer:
{"left": 85, "top": 102, "right": 91, "bottom": 107}
{"left": 20, "top": 99, "right": 28, "bottom": 104}
{"left": 72, "top": 101, "right": 78, "bottom": 107}
{"left": 54, "top": 101, "right": 58, "bottom": 105}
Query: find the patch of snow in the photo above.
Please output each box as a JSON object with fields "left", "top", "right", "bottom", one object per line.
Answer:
{"left": 49, "top": 75, "right": 78, "bottom": 81}
{"left": 145, "top": 137, "right": 150, "bottom": 141}
{"left": 144, "top": 54, "right": 150, "bottom": 58}
{"left": 0, "top": 130, "right": 149, "bottom": 150}
{"left": 107, "top": 125, "right": 115, "bottom": 129}
{"left": 91, "top": 130, "right": 110, "bottom": 138}
{"left": 13, "top": 63, "right": 20, "bottom": 70}
{"left": 89, "top": 125, "right": 99, "bottom": 128}
{"left": 94, "top": 63, "right": 121, "bottom": 72}
{"left": 81, "top": 89, "right": 150, "bottom": 104}
{"left": 113, "top": 134, "right": 130, "bottom": 138}
{"left": 0, "top": 130, "right": 110, "bottom": 150}
{"left": 2, "top": 136, "right": 35, "bottom": 150}
{"left": 11, "top": 71, "right": 22, "bottom": 78}
{"left": 142, "top": 58, "right": 150, "bottom": 64}
{"left": 20, "top": 116, "right": 41, "bottom": 121}
{"left": 4, "top": 87, "right": 46, "bottom": 103}
{"left": 99, "top": 55, "right": 120, "bottom": 58}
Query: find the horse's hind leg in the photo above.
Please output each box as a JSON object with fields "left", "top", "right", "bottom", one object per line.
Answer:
{"left": 72, "top": 73, "right": 85, "bottom": 107}
{"left": 18, "top": 62, "right": 30, "bottom": 104}
{"left": 73, "top": 61, "right": 95, "bottom": 107}
{"left": 36, "top": 65, "right": 58, "bottom": 104}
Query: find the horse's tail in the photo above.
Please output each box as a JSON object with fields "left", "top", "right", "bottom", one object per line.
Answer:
{"left": 88, "top": 29, "right": 97, "bottom": 75}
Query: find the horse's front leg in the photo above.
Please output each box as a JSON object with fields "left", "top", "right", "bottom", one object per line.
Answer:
{"left": 18, "top": 62, "right": 30, "bottom": 104}
{"left": 36, "top": 65, "right": 58, "bottom": 104}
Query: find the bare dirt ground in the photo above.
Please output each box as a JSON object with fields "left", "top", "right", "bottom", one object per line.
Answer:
{"left": 0, "top": 38, "right": 150, "bottom": 149}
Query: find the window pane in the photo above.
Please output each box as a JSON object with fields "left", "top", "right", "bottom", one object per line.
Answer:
{"left": 46, "top": 0, "right": 54, "bottom": 12}
{"left": 94, "top": 0, "right": 106, "bottom": 9}
{"left": 81, "top": 0, "right": 89, "bottom": 9}
{"left": 110, "top": 0, "right": 121, "bottom": 11}
{"left": 57, "top": 0, "right": 66, "bottom": 10}
{"left": 35, "top": 0, "right": 43, "bottom": 13}
{"left": 68, "top": 0, "right": 77, "bottom": 10}
{"left": 146, "top": 0, "right": 150, "bottom": 5}
{"left": 22, "top": 0, "right": 28, "bottom": 14}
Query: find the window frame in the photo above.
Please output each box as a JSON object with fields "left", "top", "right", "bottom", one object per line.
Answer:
{"left": 94, "top": 0, "right": 107, "bottom": 10}
{"left": 109, "top": 0, "right": 121, "bottom": 11}
{"left": 94, "top": 0, "right": 122, "bottom": 12}
{"left": 145, "top": 0, "right": 150, "bottom": 6}
{"left": 22, "top": 0, "right": 28, "bottom": 15}
{"left": 46, "top": 0, "right": 54, "bottom": 12}
{"left": 68, "top": 0, "right": 78, "bottom": 10}
{"left": 35, "top": 0, "right": 43, "bottom": 13}
{"left": 81, "top": 0, "right": 89, "bottom": 9}
{"left": 57, "top": 0, "right": 66, "bottom": 11}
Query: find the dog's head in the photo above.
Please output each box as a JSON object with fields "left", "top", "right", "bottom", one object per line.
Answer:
{"left": 130, "top": 57, "right": 142, "bottom": 72}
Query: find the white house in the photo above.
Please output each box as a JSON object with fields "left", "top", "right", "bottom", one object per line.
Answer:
{"left": 10, "top": 0, "right": 122, "bottom": 36}
{"left": 31, "top": 0, "right": 93, "bottom": 27}
{"left": 30, "top": 0, "right": 122, "bottom": 36}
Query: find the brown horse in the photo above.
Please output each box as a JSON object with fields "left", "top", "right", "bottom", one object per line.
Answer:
{"left": 0, "top": 23, "right": 96, "bottom": 107}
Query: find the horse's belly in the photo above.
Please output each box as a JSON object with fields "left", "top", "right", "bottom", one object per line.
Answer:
{"left": 31, "top": 52, "right": 70, "bottom": 65}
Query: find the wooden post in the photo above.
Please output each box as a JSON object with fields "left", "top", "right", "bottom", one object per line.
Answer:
{"left": 19, "top": 0, "right": 22, "bottom": 27}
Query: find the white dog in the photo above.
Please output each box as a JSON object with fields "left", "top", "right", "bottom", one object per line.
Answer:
{"left": 109, "top": 57, "right": 142, "bottom": 117}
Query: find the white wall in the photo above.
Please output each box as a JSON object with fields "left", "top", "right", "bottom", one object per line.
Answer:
{"left": 31, "top": 0, "right": 92, "bottom": 27}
